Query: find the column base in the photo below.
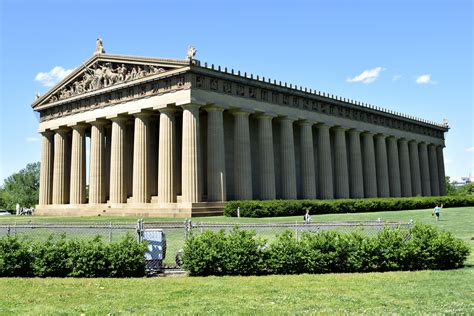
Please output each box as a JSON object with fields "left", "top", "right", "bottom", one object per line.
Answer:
{"left": 34, "top": 201, "right": 225, "bottom": 218}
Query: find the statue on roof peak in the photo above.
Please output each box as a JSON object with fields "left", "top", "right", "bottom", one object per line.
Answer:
{"left": 187, "top": 46, "right": 196, "bottom": 60}
{"left": 94, "top": 38, "right": 105, "bottom": 55}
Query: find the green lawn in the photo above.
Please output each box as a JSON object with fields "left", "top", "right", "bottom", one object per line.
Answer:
{"left": 0, "top": 207, "right": 473, "bottom": 314}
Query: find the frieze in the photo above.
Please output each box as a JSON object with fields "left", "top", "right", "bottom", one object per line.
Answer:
{"left": 191, "top": 72, "right": 445, "bottom": 139}
{"left": 39, "top": 74, "right": 190, "bottom": 122}
{"left": 44, "top": 61, "right": 169, "bottom": 105}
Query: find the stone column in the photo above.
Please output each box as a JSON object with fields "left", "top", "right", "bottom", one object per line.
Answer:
{"left": 418, "top": 142, "right": 431, "bottom": 196}
{"left": 437, "top": 146, "right": 446, "bottom": 196}
{"left": 256, "top": 114, "right": 276, "bottom": 200}
{"left": 132, "top": 113, "right": 151, "bottom": 203}
{"left": 233, "top": 111, "right": 253, "bottom": 200}
{"left": 206, "top": 107, "right": 227, "bottom": 202}
{"left": 428, "top": 144, "right": 440, "bottom": 196}
{"left": 181, "top": 104, "right": 201, "bottom": 203}
{"left": 386, "top": 136, "right": 401, "bottom": 197}
{"left": 52, "top": 128, "right": 69, "bottom": 204}
{"left": 409, "top": 140, "right": 422, "bottom": 196}
{"left": 280, "top": 118, "right": 297, "bottom": 199}
{"left": 317, "top": 124, "right": 333, "bottom": 199}
{"left": 374, "top": 134, "right": 390, "bottom": 197}
{"left": 109, "top": 117, "right": 128, "bottom": 204}
{"left": 89, "top": 120, "right": 106, "bottom": 204}
{"left": 158, "top": 108, "right": 177, "bottom": 203}
{"left": 333, "top": 127, "right": 350, "bottom": 199}
{"left": 69, "top": 124, "right": 86, "bottom": 204}
{"left": 38, "top": 131, "right": 54, "bottom": 205}
{"left": 104, "top": 125, "right": 112, "bottom": 201}
{"left": 299, "top": 121, "right": 316, "bottom": 199}
{"left": 348, "top": 129, "right": 364, "bottom": 198}
{"left": 361, "top": 132, "right": 377, "bottom": 198}
{"left": 398, "top": 139, "right": 412, "bottom": 197}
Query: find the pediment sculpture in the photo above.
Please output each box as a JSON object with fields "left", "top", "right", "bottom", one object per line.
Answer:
{"left": 47, "top": 62, "right": 167, "bottom": 104}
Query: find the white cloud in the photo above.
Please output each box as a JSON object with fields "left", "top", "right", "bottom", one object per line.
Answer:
{"left": 466, "top": 147, "right": 474, "bottom": 152}
{"left": 415, "top": 74, "right": 436, "bottom": 84}
{"left": 444, "top": 158, "right": 453, "bottom": 164}
{"left": 34, "top": 66, "right": 74, "bottom": 87}
{"left": 392, "top": 75, "right": 402, "bottom": 82}
{"left": 347, "top": 67, "right": 385, "bottom": 84}
{"left": 26, "top": 137, "right": 39, "bottom": 142}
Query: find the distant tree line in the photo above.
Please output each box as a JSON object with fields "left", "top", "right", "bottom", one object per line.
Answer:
{"left": 445, "top": 176, "right": 474, "bottom": 196}
{"left": 0, "top": 162, "right": 40, "bottom": 210}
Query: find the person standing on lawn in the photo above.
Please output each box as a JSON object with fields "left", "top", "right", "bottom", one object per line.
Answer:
{"left": 433, "top": 204, "right": 441, "bottom": 221}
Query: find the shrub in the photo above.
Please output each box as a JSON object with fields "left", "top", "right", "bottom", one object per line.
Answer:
{"left": 224, "top": 196, "right": 474, "bottom": 218}
{"left": 183, "top": 228, "right": 267, "bottom": 276}
{"left": 32, "top": 234, "right": 78, "bottom": 277}
{"left": 0, "top": 234, "right": 147, "bottom": 278}
{"left": 182, "top": 224, "right": 470, "bottom": 276}
{"left": 0, "top": 236, "right": 33, "bottom": 277}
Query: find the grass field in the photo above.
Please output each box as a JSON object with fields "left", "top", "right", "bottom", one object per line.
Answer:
{"left": 0, "top": 207, "right": 473, "bottom": 314}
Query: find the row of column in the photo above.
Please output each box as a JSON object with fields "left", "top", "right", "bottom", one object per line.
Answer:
{"left": 38, "top": 104, "right": 447, "bottom": 206}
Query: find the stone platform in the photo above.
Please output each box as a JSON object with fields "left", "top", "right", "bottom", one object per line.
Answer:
{"left": 35, "top": 202, "right": 224, "bottom": 218}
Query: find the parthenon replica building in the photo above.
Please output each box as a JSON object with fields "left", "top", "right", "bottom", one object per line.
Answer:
{"left": 33, "top": 40, "right": 448, "bottom": 217}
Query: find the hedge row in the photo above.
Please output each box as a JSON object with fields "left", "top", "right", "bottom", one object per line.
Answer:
{"left": 224, "top": 196, "right": 474, "bottom": 218}
{"left": 182, "top": 224, "right": 470, "bottom": 276}
{"left": 0, "top": 234, "right": 146, "bottom": 277}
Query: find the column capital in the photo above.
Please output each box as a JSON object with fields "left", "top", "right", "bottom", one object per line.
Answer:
{"left": 348, "top": 128, "right": 362, "bottom": 135}
{"left": 230, "top": 108, "right": 252, "bottom": 116}
{"left": 181, "top": 103, "right": 201, "bottom": 111}
{"left": 203, "top": 105, "right": 225, "bottom": 113}
{"left": 87, "top": 118, "right": 108, "bottom": 127}
{"left": 316, "top": 123, "right": 331, "bottom": 129}
{"left": 332, "top": 126, "right": 348, "bottom": 132}
{"left": 386, "top": 135, "right": 398, "bottom": 141}
{"left": 108, "top": 115, "right": 129, "bottom": 123}
{"left": 40, "top": 130, "right": 55, "bottom": 137}
{"left": 131, "top": 110, "right": 154, "bottom": 118}
{"left": 255, "top": 112, "right": 277, "bottom": 120}
{"left": 296, "top": 119, "right": 314, "bottom": 126}
{"left": 361, "top": 130, "right": 374, "bottom": 136}
{"left": 53, "top": 126, "right": 70, "bottom": 134}
{"left": 68, "top": 122, "right": 88, "bottom": 130}
{"left": 374, "top": 133, "right": 387, "bottom": 139}
{"left": 277, "top": 116, "right": 297, "bottom": 122}
{"left": 398, "top": 138, "right": 409, "bottom": 143}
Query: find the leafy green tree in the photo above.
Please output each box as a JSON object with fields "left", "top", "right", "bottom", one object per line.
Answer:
{"left": 445, "top": 176, "right": 457, "bottom": 196}
{"left": 457, "top": 182, "right": 474, "bottom": 196}
{"left": 1, "top": 162, "right": 40, "bottom": 209}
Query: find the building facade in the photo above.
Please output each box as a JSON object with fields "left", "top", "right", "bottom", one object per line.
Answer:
{"left": 33, "top": 43, "right": 448, "bottom": 217}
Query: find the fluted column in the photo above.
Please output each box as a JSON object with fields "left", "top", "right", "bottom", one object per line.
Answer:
{"left": 428, "top": 144, "right": 440, "bottom": 196}
{"left": 257, "top": 114, "right": 276, "bottom": 200}
{"left": 89, "top": 120, "right": 106, "bottom": 204}
{"left": 104, "top": 125, "right": 111, "bottom": 201}
{"left": 398, "top": 139, "right": 412, "bottom": 197}
{"left": 39, "top": 131, "right": 54, "bottom": 205}
{"left": 361, "top": 132, "right": 377, "bottom": 198}
{"left": 409, "top": 141, "right": 422, "bottom": 196}
{"left": 109, "top": 117, "right": 127, "bottom": 204}
{"left": 52, "top": 128, "right": 69, "bottom": 204}
{"left": 387, "top": 136, "right": 401, "bottom": 197}
{"left": 280, "top": 118, "right": 297, "bottom": 199}
{"left": 69, "top": 124, "right": 86, "bottom": 204}
{"left": 158, "top": 108, "right": 177, "bottom": 203}
{"left": 317, "top": 124, "right": 333, "bottom": 199}
{"left": 233, "top": 111, "right": 252, "bottom": 200}
{"left": 206, "top": 107, "right": 226, "bottom": 202}
{"left": 437, "top": 146, "right": 446, "bottom": 196}
{"left": 132, "top": 113, "right": 151, "bottom": 203}
{"left": 299, "top": 121, "right": 316, "bottom": 199}
{"left": 333, "top": 127, "right": 349, "bottom": 198}
{"left": 348, "top": 129, "right": 364, "bottom": 198}
{"left": 418, "top": 142, "right": 431, "bottom": 196}
{"left": 374, "top": 134, "right": 390, "bottom": 197}
{"left": 181, "top": 104, "right": 201, "bottom": 203}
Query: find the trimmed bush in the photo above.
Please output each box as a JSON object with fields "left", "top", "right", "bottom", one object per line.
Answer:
{"left": 224, "top": 196, "right": 474, "bottom": 218}
{"left": 183, "top": 227, "right": 267, "bottom": 276}
{"left": 0, "top": 233, "right": 146, "bottom": 278}
{"left": 0, "top": 236, "right": 33, "bottom": 277}
{"left": 182, "top": 224, "right": 470, "bottom": 276}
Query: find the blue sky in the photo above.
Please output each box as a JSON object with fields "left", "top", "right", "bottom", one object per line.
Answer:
{"left": 0, "top": 0, "right": 472, "bottom": 182}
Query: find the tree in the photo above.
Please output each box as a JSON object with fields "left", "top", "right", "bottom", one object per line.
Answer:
{"left": 445, "top": 176, "right": 457, "bottom": 196}
{"left": 1, "top": 162, "right": 40, "bottom": 209}
{"left": 457, "top": 182, "right": 474, "bottom": 196}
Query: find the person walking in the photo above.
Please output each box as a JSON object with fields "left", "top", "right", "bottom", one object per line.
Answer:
{"left": 304, "top": 209, "right": 311, "bottom": 224}
{"left": 433, "top": 204, "right": 440, "bottom": 221}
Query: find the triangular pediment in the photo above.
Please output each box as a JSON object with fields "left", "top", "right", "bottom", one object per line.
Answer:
{"left": 32, "top": 53, "right": 190, "bottom": 109}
